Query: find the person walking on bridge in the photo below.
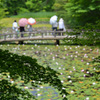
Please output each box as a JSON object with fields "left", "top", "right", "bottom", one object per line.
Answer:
{"left": 58, "top": 18, "right": 66, "bottom": 36}
{"left": 12, "top": 20, "right": 18, "bottom": 38}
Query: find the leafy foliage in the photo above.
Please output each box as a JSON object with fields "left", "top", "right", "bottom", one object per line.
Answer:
{"left": 0, "top": 49, "right": 68, "bottom": 100}
{"left": 1, "top": 0, "right": 55, "bottom": 15}
{"left": 0, "top": 43, "right": 99, "bottom": 100}
{"left": 54, "top": 0, "right": 100, "bottom": 27}
{"left": 91, "top": 56, "right": 100, "bottom": 81}
{"left": 63, "top": 25, "right": 100, "bottom": 46}
{"left": 0, "top": 80, "right": 35, "bottom": 100}
{"left": 0, "top": 0, "right": 8, "bottom": 29}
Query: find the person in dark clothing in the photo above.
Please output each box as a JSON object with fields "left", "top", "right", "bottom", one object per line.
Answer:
{"left": 19, "top": 26, "right": 25, "bottom": 44}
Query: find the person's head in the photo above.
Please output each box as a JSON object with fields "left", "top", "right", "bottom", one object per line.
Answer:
{"left": 14, "top": 20, "right": 16, "bottom": 22}
{"left": 59, "top": 18, "right": 63, "bottom": 22}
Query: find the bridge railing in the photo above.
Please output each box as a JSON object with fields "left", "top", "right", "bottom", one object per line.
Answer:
{"left": 0, "top": 30, "right": 66, "bottom": 42}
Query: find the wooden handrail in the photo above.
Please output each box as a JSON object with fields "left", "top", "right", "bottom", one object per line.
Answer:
{"left": 0, "top": 30, "right": 66, "bottom": 36}
{"left": 0, "top": 30, "right": 67, "bottom": 42}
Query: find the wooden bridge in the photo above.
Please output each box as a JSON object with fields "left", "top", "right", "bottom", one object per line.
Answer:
{"left": 0, "top": 30, "right": 76, "bottom": 44}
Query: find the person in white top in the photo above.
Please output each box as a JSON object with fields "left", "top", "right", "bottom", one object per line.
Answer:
{"left": 58, "top": 18, "right": 66, "bottom": 31}
{"left": 12, "top": 20, "right": 18, "bottom": 32}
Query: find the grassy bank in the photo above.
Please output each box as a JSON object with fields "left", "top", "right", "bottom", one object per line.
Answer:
{"left": 0, "top": 18, "right": 51, "bottom": 28}
{"left": 0, "top": 12, "right": 56, "bottom": 27}
{"left": 10, "top": 12, "right": 56, "bottom": 18}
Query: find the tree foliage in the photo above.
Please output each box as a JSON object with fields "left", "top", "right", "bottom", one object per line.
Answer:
{"left": 1, "top": 0, "right": 55, "bottom": 15}
{"left": 0, "top": 0, "right": 8, "bottom": 29}
{"left": 0, "top": 49, "right": 68, "bottom": 100}
{"left": 54, "top": 0, "right": 100, "bottom": 27}
{"left": 0, "top": 0, "right": 8, "bottom": 18}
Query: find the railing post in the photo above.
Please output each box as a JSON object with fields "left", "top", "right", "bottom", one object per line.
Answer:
{"left": 54, "top": 31, "right": 56, "bottom": 37}
{"left": 42, "top": 33, "right": 43, "bottom": 38}
{"left": 10, "top": 34, "right": 12, "bottom": 38}
{"left": 0, "top": 35, "right": 1, "bottom": 39}
{"left": 16, "top": 32, "right": 18, "bottom": 38}
{"left": 29, "top": 32, "right": 31, "bottom": 38}
{"left": 61, "top": 32, "right": 62, "bottom": 36}
{"left": 33, "top": 33, "right": 35, "bottom": 36}
{"left": 21, "top": 32, "right": 23, "bottom": 38}
{"left": 4, "top": 35, "right": 6, "bottom": 40}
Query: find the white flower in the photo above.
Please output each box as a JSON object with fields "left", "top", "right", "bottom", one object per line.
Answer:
{"left": 70, "top": 55, "right": 73, "bottom": 57}
{"left": 24, "top": 86, "right": 28, "bottom": 89}
{"left": 62, "top": 87, "right": 65, "bottom": 89}
{"left": 87, "top": 63, "right": 89, "bottom": 65}
{"left": 75, "top": 51, "right": 78, "bottom": 53}
{"left": 40, "top": 78, "right": 43, "bottom": 80}
{"left": 75, "top": 55, "right": 77, "bottom": 57}
{"left": 37, "top": 89, "right": 40, "bottom": 91}
{"left": 93, "top": 82, "right": 96, "bottom": 85}
{"left": 83, "top": 48, "right": 85, "bottom": 50}
{"left": 69, "top": 80, "right": 72, "bottom": 83}
{"left": 23, "top": 53, "right": 26, "bottom": 55}
{"left": 92, "top": 57, "right": 94, "bottom": 59}
{"left": 63, "top": 94, "right": 66, "bottom": 97}
{"left": 40, "top": 86, "right": 43, "bottom": 88}
{"left": 56, "top": 62, "right": 58, "bottom": 65}
{"left": 70, "top": 71, "right": 72, "bottom": 73}
{"left": 63, "top": 68, "right": 65, "bottom": 70}
{"left": 53, "top": 59, "right": 55, "bottom": 61}
{"left": 81, "top": 69, "right": 84, "bottom": 72}
{"left": 35, "top": 44, "right": 37, "bottom": 46}
{"left": 71, "top": 90, "right": 74, "bottom": 93}
{"left": 37, "top": 94, "right": 41, "bottom": 96}
{"left": 11, "top": 81, "right": 14, "bottom": 83}
{"left": 36, "top": 51, "right": 38, "bottom": 53}
{"left": 55, "top": 55, "right": 58, "bottom": 57}
{"left": 86, "top": 97, "right": 89, "bottom": 100}
{"left": 75, "top": 47, "right": 77, "bottom": 48}
{"left": 78, "top": 45, "right": 80, "bottom": 47}
{"left": 59, "top": 67, "right": 61, "bottom": 69}
{"left": 50, "top": 52, "right": 52, "bottom": 55}
{"left": 45, "top": 54, "right": 46, "bottom": 56}
{"left": 93, "top": 68, "right": 96, "bottom": 70}
{"left": 74, "top": 69, "right": 76, "bottom": 71}
{"left": 33, "top": 80, "right": 35, "bottom": 82}
{"left": 45, "top": 47, "right": 47, "bottom": 49}
{"left": 68, "top": 76, "right": 71, "bottom": 78}
{"left": 61, "top": 80, "right": 64, "bottom": 83}
{"left": 84, "top": 75, "right": 86, "bottom": 77}
{"left": 87, "top": 71, "right": 89, "bottom": 74}
{"left": 97, "top": 49, "right": 99, "bottom": 52}
{"left": 53, "top": 57, "right": 55, "bottom": 59}
{"left": 73, "top": 66, "right": 75, "bottom": 69}
{"left": 48, "top": 49, "right": 50, "bottom": 51}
